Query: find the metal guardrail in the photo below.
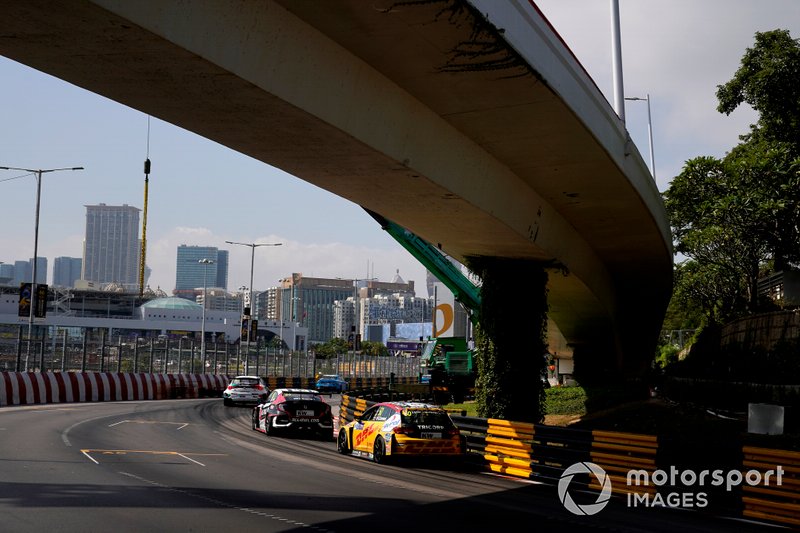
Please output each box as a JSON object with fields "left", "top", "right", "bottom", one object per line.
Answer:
{"left": 742, "top": 446, "right": 800, "bottom": 527}
{"left": 343, "top": 390, "right": 800, "bottom": 528}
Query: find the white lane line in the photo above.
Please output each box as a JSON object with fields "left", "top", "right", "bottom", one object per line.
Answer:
{"left": 177, "top": 453, "right": 205, "bottom": 467}
{"left": 108, "top": 420, "right": 129, "bottom": 427}
{"left": 82, "top": 450, "right": 99, "bottom": 465}
{"left": 177, "top": 423, "right": 188, "bottom": 430}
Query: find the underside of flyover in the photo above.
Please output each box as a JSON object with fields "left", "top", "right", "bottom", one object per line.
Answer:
{"left": 0, "top": 0, "right": 673, "bottom": 379}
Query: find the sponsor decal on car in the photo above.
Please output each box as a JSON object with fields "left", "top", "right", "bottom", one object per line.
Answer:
{"left": 355, "top": 423, "right": 379, "bottom": 447}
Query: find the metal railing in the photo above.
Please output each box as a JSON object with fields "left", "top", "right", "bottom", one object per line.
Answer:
{"left": 0, "top": 330, "right": 420, "bottom": 378}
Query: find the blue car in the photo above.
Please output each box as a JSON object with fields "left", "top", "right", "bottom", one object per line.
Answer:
{"left": 315, "top": 374, "right": 348, "bottom": 393}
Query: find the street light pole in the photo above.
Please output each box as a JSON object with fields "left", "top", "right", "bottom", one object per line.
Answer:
{"left": 0, "top": 165, "right": 84, "bottom": 370}
{"left": 199, "top": 258, "right": 214, "bottom": 369}
{"left": 226, "top": 240, "right": 282, "bottom": 371}
{"left": 625, "top": 94, "right": 656, "bottom": 180}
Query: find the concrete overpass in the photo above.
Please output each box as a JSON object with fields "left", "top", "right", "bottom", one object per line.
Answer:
{"left": 0, "top": 0, "right": 673, "bottom": 373}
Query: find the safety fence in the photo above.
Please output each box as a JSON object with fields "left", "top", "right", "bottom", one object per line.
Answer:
{"left": 741, "top": 446, "right": 800, "bottom": 527}
{"left": 0, "top": 373, "right": 422, "bottom": 408}
{"left": 0, "top": 334, "right": 420, "bottom": 380}
{"left": 340, "top": 392, "right": 800, "bottom": 528}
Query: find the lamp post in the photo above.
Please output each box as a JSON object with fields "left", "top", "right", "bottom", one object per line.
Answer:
{"left": 199, "top": 258, "right": 214, "bottom": 369}
{"left": 290, "top": 294, "right": 300, "bottom": 353}
{"left": 625, "top": 94, "right": 656, "bottom": 180}
{"left": 347, "top": 277, "right": 377, "bottom": 360}
{"left": 226, "top": 241, "right": 282, "bottom": 368}
{"left": 0, "top": 165, "right": 84, "bottom": 370}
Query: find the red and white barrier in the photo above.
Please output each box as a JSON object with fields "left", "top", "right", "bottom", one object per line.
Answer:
{"left": 0, "top": 371, "right": 229, "bottom": 407}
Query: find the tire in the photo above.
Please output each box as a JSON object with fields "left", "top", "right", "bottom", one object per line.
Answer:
{"left": 223, "top": 398, "right": 231, "bottom": 407}
{"left": 265, "top": 417, "right": 277, "bottom": 437}
{"left": 251, "top": 409, "right": 259, "bottom": 431}
{"left": 373, "top": 436, "right": 388, "bottom": 464}
{"left": 337, "top": 429, "right": 351, "bottom": 455}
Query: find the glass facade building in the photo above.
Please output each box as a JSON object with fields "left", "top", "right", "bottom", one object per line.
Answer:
{"left": 174, "top": 245, "right": 229, "bottom": 300}
{"left": 53, "top": 257, "right": 82, "bottom": 288}
{"left": 82, "top": 204, "right": 140, "bottom": 287}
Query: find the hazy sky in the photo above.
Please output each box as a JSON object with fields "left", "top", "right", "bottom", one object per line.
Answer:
{"left": 1, "top": 1, "right": 797, "bottom": 295}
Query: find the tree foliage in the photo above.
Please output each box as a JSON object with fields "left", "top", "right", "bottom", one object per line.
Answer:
{"left": 663, "top": 29, "right": 800, "bottom": 328}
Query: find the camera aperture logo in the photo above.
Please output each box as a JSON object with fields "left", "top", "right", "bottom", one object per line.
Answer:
{"left": 557, "top": 461, "right": 784, "bottom": 515}
{"left": 558, "top": 462, "right": 613, "bottom": 515}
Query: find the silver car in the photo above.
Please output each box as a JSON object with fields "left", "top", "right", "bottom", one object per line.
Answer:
{"left": 223, "top": 375, "right": 269, "bottom": 406}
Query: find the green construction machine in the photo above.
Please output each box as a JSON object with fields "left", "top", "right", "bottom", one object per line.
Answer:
{"left": 365, "top": 209, "right": 481, "bottom": 404}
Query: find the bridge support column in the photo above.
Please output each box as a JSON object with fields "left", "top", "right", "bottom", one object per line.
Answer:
{"left": 467, "top": 257, "right": 549, "bottom": 423}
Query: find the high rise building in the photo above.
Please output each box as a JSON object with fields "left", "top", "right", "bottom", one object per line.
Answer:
{"left": 0, "top": 263, "right": 14, "bottom": 285}
{"left": 53, "top": 257, "right": 82, "bottom": 288}
{"left": 174, "top": 245, "right": 229, "bottom": 300}
{"left": 12, "top": 258, "right": 47, "bottom": 285}
{"left": 82, "top": 204, "right": 140, "bottom": 288}
{"left": 215, "top": 249, "right": 229, "bottom": 289}
{"left": 276, "top": 273, "right": 417, "bottom": 345}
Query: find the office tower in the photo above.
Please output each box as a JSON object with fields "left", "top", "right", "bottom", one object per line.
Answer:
{"left": 82, "top": 203, "right": 140, "bottom": 287}
{"left": 53, "top": 257, "right": 82, "bottom": 287}
{"left": 174, "top": 245, "right": 228, "bottom": 299}
{"left": 12, "top": 260, "right": 29, "bottom": 286}
{"left": 13, "top": 258, "right": 47, "bottom": 284}
{"left": 0, "top": 263, "right": 14, "bottom": 285}
{"left": 215, "top": 249, "right": 229, "bottom": 289}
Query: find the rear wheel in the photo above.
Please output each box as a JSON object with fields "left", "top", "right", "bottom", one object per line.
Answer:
{"left": 337, "top": 429, "right": 351, "bottom": 454}
{"left": 373, "top": 436, "right": 388, "bottom": 464}
{"left": 265, "top": 417, "right": 277, "bottom": 436}
{"left": 251, "top": 409, "right": 259, "bottom": 431}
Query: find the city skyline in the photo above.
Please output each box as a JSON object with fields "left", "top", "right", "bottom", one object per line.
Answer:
{"left": 1, "top": 2, "right": 798, "bottom": 297}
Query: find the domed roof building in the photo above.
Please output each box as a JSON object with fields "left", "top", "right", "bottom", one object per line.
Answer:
{"left": 140, "top": 296, "right": 202, "bottom": 311}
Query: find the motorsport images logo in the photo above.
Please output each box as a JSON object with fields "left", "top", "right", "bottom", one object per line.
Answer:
{"left": 557, "top": 462, "right": 613, "bottom": 515}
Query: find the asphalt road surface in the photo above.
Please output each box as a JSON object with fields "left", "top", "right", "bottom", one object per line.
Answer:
{"left": 0, "top": 398, "right": 784, "bottom": 532}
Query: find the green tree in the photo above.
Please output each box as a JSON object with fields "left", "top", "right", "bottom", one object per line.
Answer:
{"left": 360, "top": 340, "right": 389, "bottom": 357}
{"left": 663, "top": 29, "right": 800, "bottom": 325}
{"left": 716, "top": 29, "right": 800, "bottom": 148}
{"left": 314, "top": 337, "right": 349, "bottom": 358}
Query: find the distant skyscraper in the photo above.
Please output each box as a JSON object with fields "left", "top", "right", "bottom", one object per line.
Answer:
{"left": 215, "top": 249, "right": 229, "bottom": 289}
{"left": 82, "top": 204, "right": 140, "bottom": 287}
{"left": 12, "top": 258, "right": 47, "bottom": 285}
{"left": 53, "top": 257, "right": 82, "bottom": 287}
{"left": 0, "top": 263, "right": 14, "bottom": 285}
{"left": 13, "top": 260, "right": 29, "bottom": 286}
{"left": 174, "top": 245, "right": 229, "bottom": 300}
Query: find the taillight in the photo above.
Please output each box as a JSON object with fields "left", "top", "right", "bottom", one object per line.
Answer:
{"left": 393, "top": 425, "right": 415, "bottom": 435}
{"left": 255, "top": 384, "right": 264, "bottom": 391}
{"left": 226, "top": 385, "right": 233, "bottom": 390}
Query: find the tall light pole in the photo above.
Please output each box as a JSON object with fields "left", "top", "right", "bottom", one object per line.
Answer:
{"left": 225, "top": 241, "right": 282, "bottom": 366}
{"left": 290, "top": 294, "right": 300, "bottom": 353}
{"left": 625, "top": 95, "right": 656, "bottom": 180}
{"left": 0, "top": 165, "right": 83, "bottom": 369}
{"left": 199, "top": 258, "right": 214, "bottom": 367}
{"left": 610, "top": 0, "right": 625, "bottom": 122}
{"left": 347, "top": 277, "right": 377, "bottom": 359}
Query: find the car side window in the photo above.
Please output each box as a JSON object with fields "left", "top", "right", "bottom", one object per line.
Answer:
{"left": 374, "top": 406, "right": 394, "bottom": 422}
{"left": 361, "top": 406, "right": 379, "bottom": 421}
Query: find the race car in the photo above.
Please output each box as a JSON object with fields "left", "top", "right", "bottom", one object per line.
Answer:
{"left": 337, "top": 401, "right": 466, "bottom": 464}
{"left": 251, "top": 388, "right": 334, "bottom": 440}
